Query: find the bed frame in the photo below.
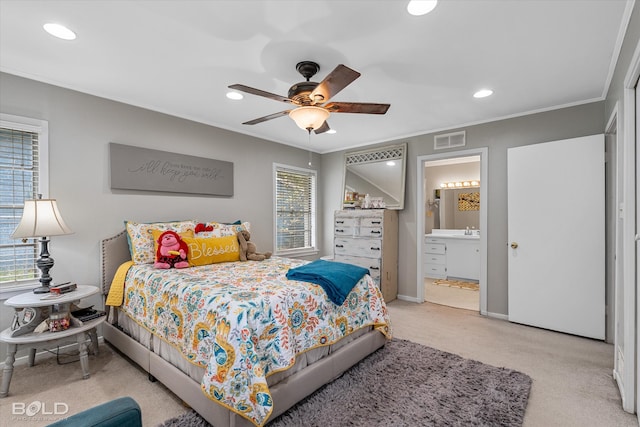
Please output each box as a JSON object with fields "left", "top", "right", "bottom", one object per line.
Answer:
{"left": 100, "top": 231, "right": 386, "bottom": 427}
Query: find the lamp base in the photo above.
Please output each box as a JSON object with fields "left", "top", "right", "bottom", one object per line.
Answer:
{"left": 32, "top": 286, "right": 50, "bottom": 294}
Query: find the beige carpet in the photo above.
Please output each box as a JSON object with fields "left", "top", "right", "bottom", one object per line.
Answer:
{"left": 0, "top": 302, "right": 636, "bottom": 427}
{"left": 0, "top": 343, "right": 185, "bottom": 426}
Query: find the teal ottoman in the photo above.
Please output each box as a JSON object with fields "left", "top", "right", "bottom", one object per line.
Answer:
{"left": 47, "top": 396, "right": 142, "bottom": 427}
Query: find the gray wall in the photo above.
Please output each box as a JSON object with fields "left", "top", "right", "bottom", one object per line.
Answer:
{"left": 0, "top": 72, "right": 322, "bottom": 356}
{"left": 321, "top": 102, "right": 605, "bottom": 315}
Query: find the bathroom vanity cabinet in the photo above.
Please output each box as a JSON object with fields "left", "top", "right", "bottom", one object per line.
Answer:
{"left": 424, "top": 233, "right": 480, "bottom": 281}
{"left": 424, "top": 238, "right": 447, "bottom": 279}
{"left": 333, "top": 209, "right": 398, "bottom": 302}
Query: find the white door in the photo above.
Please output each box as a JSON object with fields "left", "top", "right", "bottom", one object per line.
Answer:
{"left": 507, "top": 135, "right": 605, "bottom": 339}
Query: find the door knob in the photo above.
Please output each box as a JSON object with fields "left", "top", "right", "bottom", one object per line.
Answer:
{"left": 511, "top": 242, "right": 518, "bottom": 249}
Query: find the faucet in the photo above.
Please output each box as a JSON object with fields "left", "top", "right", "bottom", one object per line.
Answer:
{"left": 465, "top": 226, "right": 471, "bottom": 235}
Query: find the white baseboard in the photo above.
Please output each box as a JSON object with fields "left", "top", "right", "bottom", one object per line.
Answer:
{"left": 486, "top": 311, "right": 508, "bottom": 321}
{"left": 396, "top": 295, "right": 510, "bottom": 322}
{"left": 396, "top": 294, "right": 422, "bottom": 303}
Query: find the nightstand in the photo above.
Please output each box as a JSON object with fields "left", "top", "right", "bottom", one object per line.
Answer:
{"left": 0, "top": 285, "right": 105, "bottom": 397}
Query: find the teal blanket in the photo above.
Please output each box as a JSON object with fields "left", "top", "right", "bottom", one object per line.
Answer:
{"left": 286, "top": 259, "right": 369, "bottom": 305}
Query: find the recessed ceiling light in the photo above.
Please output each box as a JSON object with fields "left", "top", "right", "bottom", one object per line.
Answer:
{"left": 407, "top": 0, "right": 438, "bottom": 16}
{"left": 473, "top": 89, "right": 493, "bottom": 98}
{"left": 226, "top": 91, "right": 243, "bottom": 100}
{"left": 43, "top": 23, "right": 76, "bottom": 40}
{"left": 326, "top": 129, "right": 337, "bottom": 134}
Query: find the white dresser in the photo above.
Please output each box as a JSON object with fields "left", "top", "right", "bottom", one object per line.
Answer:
{"left": 333, "top": 209, "right": 398, "bottom": 302}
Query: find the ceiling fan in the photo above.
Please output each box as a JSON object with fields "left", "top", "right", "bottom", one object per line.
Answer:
{"left": 228, "top": 61, "right": 390, "bottom": 134}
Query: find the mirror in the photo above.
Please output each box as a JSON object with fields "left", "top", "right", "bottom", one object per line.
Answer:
{"left": 424, "top": 155, "right": 480, "bottom": 233}
{"left": 436, "top": 188, "right": 480, "bottom": 229}
{"left": 342, "top": 143, "right": 407, "bottom": 210}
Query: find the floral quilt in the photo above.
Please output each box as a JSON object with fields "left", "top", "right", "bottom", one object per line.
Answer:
{"left": 119, "top": 257, "right": 391, "bottom": 426}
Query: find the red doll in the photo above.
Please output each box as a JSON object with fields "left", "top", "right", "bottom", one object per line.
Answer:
{"left": 154, "top": 230, "right": 189, "bottom": 269}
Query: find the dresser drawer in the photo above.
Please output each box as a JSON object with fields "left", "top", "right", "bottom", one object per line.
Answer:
{"left": 358, "top": 226, "right": 383, "bottom": 238}
{"left": 334, "top": 237, "right": 382, "bottom": 258}
{"left": 424, "top": 243, "right": 446, "bottom": 255}
{"left": 334, "top": 226, "right": 355, "bottom": 236}
{"left": 361, "top": 217, "right": 383, "bottom": 227}
{"left": 423, "top": 253, "right": 446, "bottom": 265}
{"left": 334, "top": 217, "right": 358, "bottom": 228}
{"left": 334, "top": 255, "right": 381, "bottom": 279}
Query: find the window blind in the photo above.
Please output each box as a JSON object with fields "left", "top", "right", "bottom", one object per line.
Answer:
{"left": 0, "top": 127, "right": 39, "bottom": 285}
{"left": 275, "top": 166, "right": 316, "bottom": 252}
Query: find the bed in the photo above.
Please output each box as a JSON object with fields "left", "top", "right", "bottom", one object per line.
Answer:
{"left": 100, "top": 225, "right": 390, "bottom": 427}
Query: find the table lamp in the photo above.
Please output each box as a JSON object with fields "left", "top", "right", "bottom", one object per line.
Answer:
{"left": 11, "top": 195, "right": 73, "bottom": 294}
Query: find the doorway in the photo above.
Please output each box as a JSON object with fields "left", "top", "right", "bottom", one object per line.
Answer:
{"left": 416, "top": 148, "right": 488, "bottom": 315}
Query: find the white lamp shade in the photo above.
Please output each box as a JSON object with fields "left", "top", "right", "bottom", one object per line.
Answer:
{"left": 289, "top": 106, "right": 330, "bottom": 131}
{"left": 11, "top": 198, "right": 73, "bottom": 238}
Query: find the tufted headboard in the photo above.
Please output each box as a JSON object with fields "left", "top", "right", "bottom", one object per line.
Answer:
{"left": 100, "top": 231, "right": 131, "bottom": 296}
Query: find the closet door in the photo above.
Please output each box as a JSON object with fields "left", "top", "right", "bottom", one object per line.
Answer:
{"left": 507, "top": 134, "right": 605, "bottom": 339}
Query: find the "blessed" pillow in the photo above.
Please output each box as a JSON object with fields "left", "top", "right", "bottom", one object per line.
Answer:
{"left": 182, "top": 235, "right": 240, "bottom": 266}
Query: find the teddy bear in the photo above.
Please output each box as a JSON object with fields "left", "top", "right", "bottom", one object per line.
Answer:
{"left": 236, "top": 230, "right": 272, "bottom": 261}
{"left": 154, "top": 230, "right": 190, "bottom": 269}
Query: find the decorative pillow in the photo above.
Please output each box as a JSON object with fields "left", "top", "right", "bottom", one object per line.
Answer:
{"left": 194, "top": 221, "right": 250, "bottom": 238}
{"left": 182, "top": 235, "right": 241, "bottom": 266}
{"left": 125, "top": 220, "right": 196, "bottom": 264}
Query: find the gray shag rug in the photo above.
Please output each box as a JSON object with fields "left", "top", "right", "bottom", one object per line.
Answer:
{"left": 158, "top": 339, "right": 532, "bottom": 427}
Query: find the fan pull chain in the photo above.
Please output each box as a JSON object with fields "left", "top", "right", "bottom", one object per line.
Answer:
{"left": 308, "top": 132, "right": 312, "bottom": 167}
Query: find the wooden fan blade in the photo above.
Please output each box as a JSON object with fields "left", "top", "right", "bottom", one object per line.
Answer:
{"left": 314, "top": 121, "right": 330, "bottom": 134}
{"left": 309, "top": 64, "right": 361, "bottom": 104}
{"left": 324, "top": 102, "right": 390, "bottom": 114}
{"left": 242, "top": 110, "right": 291, "bottom": 125}
{"left": 229, "top": 84, "right": 295, "bottom": 104}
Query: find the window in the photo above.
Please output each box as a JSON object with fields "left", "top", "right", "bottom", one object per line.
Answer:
{"left": 273, "top": 164, "right": 317, "bottom": 256}
{"left": 0, "top": 114, "right": 48, "bottom": 291}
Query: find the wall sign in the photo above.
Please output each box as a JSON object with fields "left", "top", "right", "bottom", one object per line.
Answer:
{"left": 109, "top": 143, "right": 233, "bottom": 196}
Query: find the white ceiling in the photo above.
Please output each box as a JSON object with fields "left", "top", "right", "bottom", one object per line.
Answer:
{"left": 0, "top": 1, "right": 631, "bottom": 154}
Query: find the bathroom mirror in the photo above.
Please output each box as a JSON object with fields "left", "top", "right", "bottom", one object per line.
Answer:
{"left": 341, "top": 143, "right": 407, "bottom": 210}
{"left": 424, "top": 155, "right": 480, "bottom": 233}
{"left": 437, "top": 188, "right": 480, "bottom": 229}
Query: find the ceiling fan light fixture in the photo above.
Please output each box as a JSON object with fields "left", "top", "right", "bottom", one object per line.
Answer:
{"left": 407, "top": 0, "right": 438, "bottom": 16}
{"left": 289, "top": 106, "right": 330, "bottom": 131}
{"left": 226, "top": 91, "right": 243, "bottom": 100}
